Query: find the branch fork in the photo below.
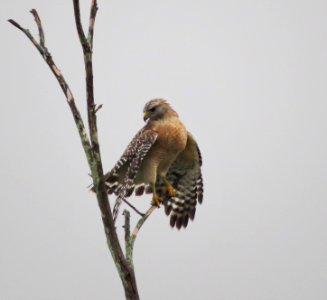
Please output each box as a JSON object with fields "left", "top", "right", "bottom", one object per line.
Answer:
{"left": 8, "top": 2, "right": 155, "bottom": 299}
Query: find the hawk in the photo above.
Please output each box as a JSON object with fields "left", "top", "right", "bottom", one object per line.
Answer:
{"left": 103, "top": 99, "right": 203, "bottom": 229}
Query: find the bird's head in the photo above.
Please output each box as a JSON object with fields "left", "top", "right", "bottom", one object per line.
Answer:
{"left": 143, "top": 98, "right": 177, "bottom": 122}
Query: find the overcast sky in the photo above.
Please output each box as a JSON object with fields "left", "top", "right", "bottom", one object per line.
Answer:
{"left": 1, "top": 0, "right": 327, "bottom": 299}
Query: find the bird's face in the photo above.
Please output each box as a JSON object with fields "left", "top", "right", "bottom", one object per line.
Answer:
{"left": 143, "top": 99, "right": 169, "bottom": 122}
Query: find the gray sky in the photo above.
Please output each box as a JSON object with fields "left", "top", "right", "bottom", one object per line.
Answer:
{"left": 1, "top": 0, "right": 327, "bottom": 299}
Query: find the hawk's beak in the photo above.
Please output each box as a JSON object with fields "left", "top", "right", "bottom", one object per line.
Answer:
{"left": 143, "top": 111, "right": 149, "bottom": 122}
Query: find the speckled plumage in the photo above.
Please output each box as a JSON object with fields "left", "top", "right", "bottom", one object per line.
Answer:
{"left": 104, "top": 99, "right": 203, "bottom": 229}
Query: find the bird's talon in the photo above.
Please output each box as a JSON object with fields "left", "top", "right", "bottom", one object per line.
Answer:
{"left": 165, "top": 181, "right": 176, "bottom": 197}
{"left": 151, "top": 193, "right": 162, "bottom": 207}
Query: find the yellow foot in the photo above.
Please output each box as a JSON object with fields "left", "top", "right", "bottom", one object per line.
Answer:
{"left": 165, "top": 181, "right": 176, "bottom": 197}
{"left": 151, "top": 193, "right": 162, "bottom": 207}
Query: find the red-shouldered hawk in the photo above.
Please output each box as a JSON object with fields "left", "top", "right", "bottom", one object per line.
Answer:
{"left": 103, "top": 99, "right": 203, "bottom": 229}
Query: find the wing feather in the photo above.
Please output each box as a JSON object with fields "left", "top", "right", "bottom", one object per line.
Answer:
{"left": 161, "top": 132, "right": 203, "bottom": 229}
{"left": 112, "top": 129, "right": 158, "bottom": 220}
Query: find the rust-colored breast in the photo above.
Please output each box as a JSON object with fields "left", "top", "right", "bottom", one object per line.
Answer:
{"left": 154, "top": 119, "right": 187, "bottom": 153}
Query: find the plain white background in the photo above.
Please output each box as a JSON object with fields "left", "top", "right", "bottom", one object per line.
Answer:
{"left": 1, "top": 0, "right": 327, "bottom": 299}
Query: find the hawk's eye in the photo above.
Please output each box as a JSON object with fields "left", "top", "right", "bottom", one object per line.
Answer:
{"left": 149, "top": 107, "right": 156, "bottom": 113}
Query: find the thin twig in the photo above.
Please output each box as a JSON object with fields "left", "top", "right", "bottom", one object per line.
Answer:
{"left": 88, "top": 0, "right": 98, "bottom": 48}
{"left": 131, "top": 206, "right": 156, "bottom": 245}
{"left": 89, "top": 184, "right": 144, "bottom": 216}
{"left": 72, "top": 0, "right": 89, "bottom": 52}
{"left": 123, "top": 210, "right": 131, "bottom": 246}
{"left": 122, "top": 198, "right": 145, "bottom": 217}
{"left": 94, "top": 104, "right": 103, "bottom": 113}
{"left": 8, "top": 19, "right": 44, "bottom": 53}
{"left": 73, "top": 0, "right": 99, "bottom": 157}
{"left": 7, "top": 16, "right": 94, "bottom": 170}
{"left": 30, "top": 9, "right": 45, "bottom": 47}
{"left": 123, "top": 210, "right": 133, "bottom": 267}
{"left": 125, "top": 206, "right": 156, "bottom": 265}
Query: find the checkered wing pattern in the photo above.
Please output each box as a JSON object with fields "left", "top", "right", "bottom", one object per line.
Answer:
{"left": 161, "top": 133, "right": 203, "bottom": 229}
{"left": 109, "top": 129, "right": 158, "bottom": 220}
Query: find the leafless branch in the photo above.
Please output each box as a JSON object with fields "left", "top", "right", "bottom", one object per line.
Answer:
{"left": 30, "top": 9, "right": 45, "bottom": 47}
{"left": 122, "top": 199, "right": 145, "bottom": 217}
{"left": 72, "top": 0, "right": 89, "bottom": 52}
{"left": 88, "top": 0, "right": 98, "bottom": 48}
{"left": 8, "top": 2, "right": 158, "bottom": 299}
{"left": 125, "top": 206, "right": 157, "bottom": 266}
{"left": 8, "top": 14, "right": 94, "bottom": 169}
{"left": 131, "top": 206, "right": 156, "bottom": 246}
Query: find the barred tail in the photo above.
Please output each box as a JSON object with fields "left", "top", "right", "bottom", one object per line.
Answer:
{"left": 113, "top": 196, "right": 123, "bottom": 221}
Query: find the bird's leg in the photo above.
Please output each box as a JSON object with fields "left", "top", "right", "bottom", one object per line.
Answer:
{"left": 150, "top": 183, "right": 162, "bottom": 207}
{"left": 164, "top": 178, "right": 176, "bottom": 197}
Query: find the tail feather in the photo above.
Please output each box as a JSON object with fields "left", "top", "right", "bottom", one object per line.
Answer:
{"left": 163, "top": 164, "right": 203, "bottom": 229}
{"left": 113, "top": 197, "right": 123, "bottom": 221}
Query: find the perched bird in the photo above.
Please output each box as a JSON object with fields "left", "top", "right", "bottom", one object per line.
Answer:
{"left": 103, "top": 99, "right": 203, "bottom": 229}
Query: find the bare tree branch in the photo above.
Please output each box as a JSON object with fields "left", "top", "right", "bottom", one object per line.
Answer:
{"left": 9, "top": 2, "right": 157, "bottom": 299}
{"left": 123, "top": 210, "right": 131, "bottom": 252}
{"left": 72, "top": 0, "right": 99, "bottom": 175}
{"left": 8, "top": 15, "right": 94, "bottom": 169}
{"left": 8, "top": 18, "right": 45, "bottom": 56}
{"left": 131, "top": 206, "right": 156, "bottom": 246}
{"left": 122, "top": 199, "right": 145, "bottom": 217}
{"left": 9, "top": 7, "right": 140, "bottom": 300}
{"left": 72, "top": 2, "right": 140, "bottom": 299}
{"left": 125, "top": 206, "right": 157, "bottom": 266}
{"left": 88, "top": 0, "right": 98, "bottom": 48}
{"left": 123, "top": 210, "right": 133, "bottom": 267}
{"left": 30, "top": 9, "right": 45, "bottom": 47}
{"left": 72, "top": 0, "right": 89, "bottom": 52}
